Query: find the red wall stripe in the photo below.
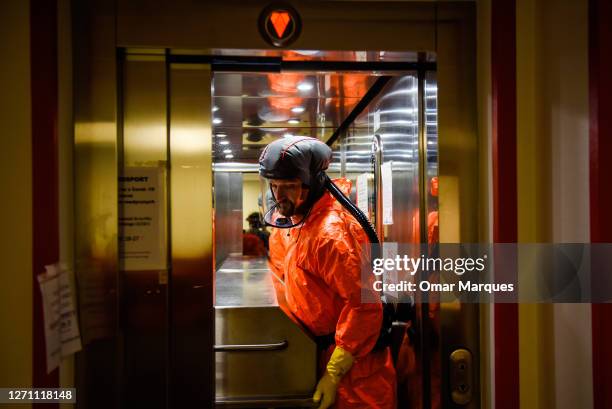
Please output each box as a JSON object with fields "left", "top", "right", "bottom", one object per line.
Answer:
{"left": 589, "top": 0, "right": 612, "bottom": 408}
{"left": 30, "top": 0, "right": 59, "bottom": 404}
{"left": 491, "top": 0, "right": 520, "bottom": 408}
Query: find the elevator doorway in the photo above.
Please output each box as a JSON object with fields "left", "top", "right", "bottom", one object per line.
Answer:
{"left": 106, "top": 50, "right": 463, "bottom": 408}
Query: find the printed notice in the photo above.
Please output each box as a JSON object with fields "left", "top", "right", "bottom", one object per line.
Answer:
{"left": 119, "top": 166, "right": 166, "bottom": 271}
{"left": 37, "top": 264, "right": 82, "bottom": 374}
{"left": 382, "top": 161, "right": 393, "bottom": 225}
{"left": 356, "top": 173, "right": 370, "bottom": 218}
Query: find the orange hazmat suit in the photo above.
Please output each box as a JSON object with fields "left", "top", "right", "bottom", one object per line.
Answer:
{"left": 269, "top": 178, "right": 396, "bottom": 408}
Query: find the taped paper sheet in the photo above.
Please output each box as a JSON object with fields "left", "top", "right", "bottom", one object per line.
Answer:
{"left": 38, "top": 263, "right": 82, "bottom": 373}
{"left": 356, "top": 173, "right": 370, "bottom": 219}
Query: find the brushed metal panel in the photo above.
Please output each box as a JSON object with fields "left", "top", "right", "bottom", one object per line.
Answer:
{"left": 169, "top": 63, "right": 214, "bottom": 407}
{"left": 120, "top": 54, "right": 168, "bottom": 408}
{"left": 117, "top": 1, "right": 436, "bottom": 51}
{"left": 214, "top": 172, "right": 243, "bottom": 267}
{"left": 215, "top": 306, "right": 317, "bottom": 400}
{"left": 377, "top": 75, "right": 421, "bottom": 245}
{"left": 436, "top": 4, "right": 480, "bottom": 409}
{"left": 72, "top": 1, "right": 120, "bottom": 408}
{"left": 329, "top": 75, "right": 421, "bottom": 245}
{"left": 214, "top": 257, "right": 317, "bottom": 402}
{"left": 423, "top": 70, "right": 443, "bottom": 409}
{"left": 123, "top": 55, "right": 167, "bottom": 165}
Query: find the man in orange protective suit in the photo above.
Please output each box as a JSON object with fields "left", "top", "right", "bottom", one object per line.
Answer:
{"left": 260, "top": 136, "right": 396, "bottom": 409}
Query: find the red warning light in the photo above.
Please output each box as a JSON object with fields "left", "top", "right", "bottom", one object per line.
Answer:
{"left": 259, "top": 3, "right": 302, "bottom": 47}
{"left": 270, "top": 11, "right": 290, "bottom": 38}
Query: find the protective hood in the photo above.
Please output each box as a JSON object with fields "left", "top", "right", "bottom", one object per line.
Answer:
{"left": 259, "top": 136, "right": 332, "bottom": 187}
{"left": 259, "top": 136, "right": 333, "bottom": 228}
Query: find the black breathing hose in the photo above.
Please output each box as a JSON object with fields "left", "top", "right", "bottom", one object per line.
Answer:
{"left": 324, "top": 175, "right": 394, "bottom": 349}
{"left": 323, "top": 175, "right": 381, "bottom": 261}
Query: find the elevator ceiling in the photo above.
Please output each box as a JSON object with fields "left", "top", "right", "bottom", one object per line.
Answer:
{"left": 211, "top": 71, "right": 379, "bottom": 163}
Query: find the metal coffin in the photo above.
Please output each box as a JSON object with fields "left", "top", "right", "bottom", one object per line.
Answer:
{"left": 215, "top": 256, "right": 317, "bottom": 407}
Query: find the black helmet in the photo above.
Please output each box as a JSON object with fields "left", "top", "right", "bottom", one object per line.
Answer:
{"left": 259, "top": 136, "right": 332, "bottom": 227}
{"left": 246, "top": 212, "right": 262, "bottom": 223}
{"left": 259, "top": 136, "right": 332, "bottom": 186}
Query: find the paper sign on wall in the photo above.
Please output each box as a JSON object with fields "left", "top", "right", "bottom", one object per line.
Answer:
{"left": 119, "top": 166, "right": 166, "bottom": 271}
{"left": 382, "top": 161, "right": 393, "bottom": 225}
{"left": 356, "top": 173, "right": 370, "bottom": 218}
{"left": 38, "top": 263, "right": 82, "bottom": 374}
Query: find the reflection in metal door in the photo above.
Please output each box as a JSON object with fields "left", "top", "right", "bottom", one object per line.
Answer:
{"left": 117, "top": 54, "right": 215, "bottom": 407}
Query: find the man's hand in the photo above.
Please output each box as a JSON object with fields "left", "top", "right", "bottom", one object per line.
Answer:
{"left": 313, "top": 346, "right": 355, "bottom": 408}
{"left": 313, "top": 371, "right": 339, "bottom": 409}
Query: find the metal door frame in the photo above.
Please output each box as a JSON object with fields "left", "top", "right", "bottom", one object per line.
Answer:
{"left": 73, "top": 2, "right": 479, "bottom": 408}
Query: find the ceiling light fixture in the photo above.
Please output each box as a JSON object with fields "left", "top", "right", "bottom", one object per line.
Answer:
{"left": 288, "top": 119, "right": 300, "bottom": 124}
{"left": 297, "top": 81, "right": 313, "bottom": 91}
{"left": 213, "top": 118, "right": 222, "bottom": 125}
{"left": 291, "top": 106, "right": 305, "bottom": 113}
{"left": 225, "top": 154, "right": 234, "bottom": 159}
{"left": 223, "top": 149, "right": 232, "bottom": 154}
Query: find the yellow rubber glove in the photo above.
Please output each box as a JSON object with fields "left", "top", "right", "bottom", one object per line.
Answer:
{"left": 313, "top": 347, "right": 355, "bottom": 409}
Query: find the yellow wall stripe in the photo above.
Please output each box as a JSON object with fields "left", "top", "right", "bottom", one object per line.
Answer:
{"left": 516, "top": 0, "right": 555, "bottom": 408}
